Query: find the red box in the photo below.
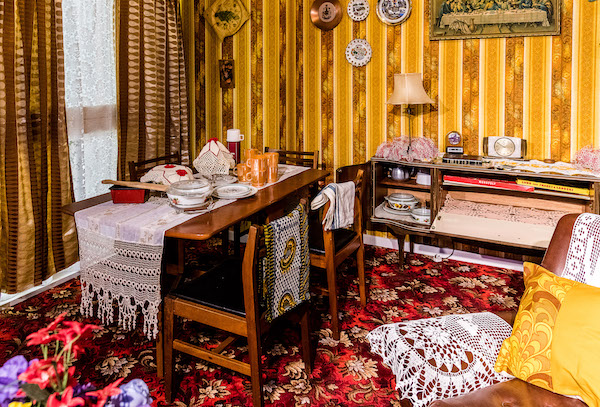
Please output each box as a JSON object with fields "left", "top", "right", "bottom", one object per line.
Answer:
{"left": 109, "top": 185, "right": 148, "bottom": 203}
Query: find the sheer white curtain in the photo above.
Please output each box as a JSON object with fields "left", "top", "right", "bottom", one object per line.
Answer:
{"left": 63, "top": 0, "right": 118, "bottom": 201}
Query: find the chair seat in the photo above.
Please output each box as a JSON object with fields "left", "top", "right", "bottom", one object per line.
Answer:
{"left": 309, "top": 227, "right": 357, "bottom": 255}
{"left": 172, "top": 259, "right": 246, "bottom": 317}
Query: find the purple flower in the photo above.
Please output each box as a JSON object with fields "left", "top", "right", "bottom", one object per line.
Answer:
{"left": 0, "top": 356, "right": 37, "bottom": 407}
{"left": 109, "top": 379, "right": 152, "bottom": 407}
{"left": 73, "top": 382, "right": 96, "bottom": 398}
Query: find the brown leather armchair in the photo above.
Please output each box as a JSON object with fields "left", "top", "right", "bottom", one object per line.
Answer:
{"left": 430, "top": 213, "right": 586, "bottom": 407}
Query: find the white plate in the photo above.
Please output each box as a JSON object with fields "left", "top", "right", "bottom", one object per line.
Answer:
{"left": 376, "top": 0, "right": 411, "bottom": 25}
{"left": 169, "top": 197, "right": 213, "bottom": 211}
{"left": 347, "top": 0, "right": 369, "bottom": 21}
{"left": 211, "top": 174, "right": 238, "bottom": 187}
{"left": 213, "top": 185, "right": 258, "bottom": 199}
{"left": 345, "top": 39, "right": 372, "bottom": 67}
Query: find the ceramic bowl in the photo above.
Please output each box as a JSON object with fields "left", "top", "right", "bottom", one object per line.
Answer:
{"left": 166, "top": 179, "right": 212, "bottom": 208}
{"left": 385, "top": 193, "right": 419, "bottom": 211}
{"left": 416, "top": 171, "right": 431, "bottom": 186}
{"left": 411, "top": 207, "right": 431, "bottom": 224}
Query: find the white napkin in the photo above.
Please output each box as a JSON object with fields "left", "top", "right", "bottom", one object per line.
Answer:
{"left": 310, "top": 181, "right": 355, "bottom": 231}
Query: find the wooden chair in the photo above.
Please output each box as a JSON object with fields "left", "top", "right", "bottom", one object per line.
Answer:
{"left": 163, "top": 201, "right": 313, "bottom": 406}
{"left": 128, "top": 152, "right": 181, "bottom": 180}
{"left": 264, "top": 147, "right": 319, "bottom": 169}
{"left": 309, "top": 169, "right": 366, "bottom": 340}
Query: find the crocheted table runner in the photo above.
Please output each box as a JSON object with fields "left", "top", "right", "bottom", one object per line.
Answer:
{"left": 75, "top": 165, "right": 310, "bottom": 339}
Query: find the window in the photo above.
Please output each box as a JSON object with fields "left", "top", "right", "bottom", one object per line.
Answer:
{"left": 63, "top": 0, "right": 118, "bottom": 201}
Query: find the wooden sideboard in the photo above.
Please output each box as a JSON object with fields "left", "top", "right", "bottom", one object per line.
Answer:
{"left": 370, "top": 157, "right": 600, "bottom": 261}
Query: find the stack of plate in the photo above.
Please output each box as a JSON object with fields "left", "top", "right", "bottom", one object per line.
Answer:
{"left": 213, "top": 184, "right": 258, "bottom": 199}
{"left": 383, "top": 193, "right": 419, "bottom": 214}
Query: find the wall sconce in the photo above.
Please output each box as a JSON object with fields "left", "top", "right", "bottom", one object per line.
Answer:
{"left": 386, "top": 73, "right": 435, "bottom": 153}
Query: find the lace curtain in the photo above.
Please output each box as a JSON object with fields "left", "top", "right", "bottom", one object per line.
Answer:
{"left": 63, "top": 0, "right": 118, "bottom": 201}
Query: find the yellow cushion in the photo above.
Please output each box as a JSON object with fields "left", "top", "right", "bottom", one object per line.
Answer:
{"left": 494, "top": 262, "right": 600, "bottom": 406}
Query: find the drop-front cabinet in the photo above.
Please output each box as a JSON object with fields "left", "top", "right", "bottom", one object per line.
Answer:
{"left": 371, "top": 157, "right": 600, "bottom": 262}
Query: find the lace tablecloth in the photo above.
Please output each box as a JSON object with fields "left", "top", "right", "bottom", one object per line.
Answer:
{"left": 75, "top": 165, "right": 310, "bottom": 339}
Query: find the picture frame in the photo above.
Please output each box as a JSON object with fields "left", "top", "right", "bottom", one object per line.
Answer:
{"left": 429, "top": 0, "right": 560, "bottom": 40}
{"left": 219, "top": 59, "right": 235, "bottom": 89}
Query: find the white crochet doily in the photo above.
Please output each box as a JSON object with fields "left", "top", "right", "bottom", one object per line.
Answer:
{"left": 193, "top": 139, "right": 235, "bottom": 176}
{"left": 562, "top": 213, "right": 600, "bottom": 287}
{"left": 367, "top": 312, "right": 513, "bottom": 407}
{"left": 139, "top": 164, "right": 194, "bottom": 185}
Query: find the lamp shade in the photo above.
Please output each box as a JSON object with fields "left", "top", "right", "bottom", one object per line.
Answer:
{"left": 386, "top": 73, "right": 434, "bottom": 105}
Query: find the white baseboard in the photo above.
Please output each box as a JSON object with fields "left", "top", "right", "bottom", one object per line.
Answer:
{"left": 0, "top": 262, "right": 81, "bottom": 308}
{"left": 362, "top": 234, "right": 524, "bottom": 271}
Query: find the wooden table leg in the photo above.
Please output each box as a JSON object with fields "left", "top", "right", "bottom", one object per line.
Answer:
{"left": 397, "top": 234, "right": 406, "bottom": 269}
{"left": 221, "top": 229, "right": 229, "bottom": 256}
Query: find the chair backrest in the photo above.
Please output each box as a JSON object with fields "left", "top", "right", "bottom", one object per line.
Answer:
{"left": 336, "top": 163, "right": 370, "bottom": 230}
{"left": 242, "top": 199, "right": 309, "bottom": 323}
{"left": 128, "top": 152, "right": 181, "bottom": 180}
{"left": 541, "top": 213, "right": 579, "bottom": 276}
{"left": 264, "top": 147, "right": 319, "bottom": 169}
{"left": 320, "top": 169, "right": 364, "bottom": 235}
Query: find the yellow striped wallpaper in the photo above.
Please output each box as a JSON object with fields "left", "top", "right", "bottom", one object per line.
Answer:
{"left": 193, "top": 0, "right": 600, "bottom": 167}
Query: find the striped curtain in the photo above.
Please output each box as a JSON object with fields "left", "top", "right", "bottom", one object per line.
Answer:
{"left": 0, "top": 0, "right": 78, "bottom": 293}
{"left": 116, "top": 0, "right": 189, "bottom": 179}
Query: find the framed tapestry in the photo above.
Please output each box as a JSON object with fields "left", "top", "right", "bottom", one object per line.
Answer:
{"left": 429, "top": 0, "right": 561, "bottom": 40}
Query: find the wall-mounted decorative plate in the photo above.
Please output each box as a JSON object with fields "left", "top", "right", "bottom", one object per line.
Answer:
{"left": 345, "top": 39, "right": 372, "bottom": 67}
{"left": 376, "top": 0, "right": 411, "bottom": 25}
{"left": 347, "top": 0, "right": 369, "bottom": 22}
{"left": 310, "top": 0, "right": 343, "bottom": 31}
{"left": 203, "top": 0, "right": 250, "bottom": 40}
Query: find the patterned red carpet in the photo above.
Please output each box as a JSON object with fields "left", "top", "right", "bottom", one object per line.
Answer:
{"left": 0, "top": 245, "right": 523, "bottom": 406}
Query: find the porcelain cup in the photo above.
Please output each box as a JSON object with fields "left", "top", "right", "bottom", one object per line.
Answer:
{"left": 249, "top": 155, "right": 268, "bottom": 187}
{"left": 264, "top": 152, "right": 279, "bottom": 183}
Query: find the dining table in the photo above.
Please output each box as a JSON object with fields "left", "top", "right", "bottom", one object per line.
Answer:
{"left": 62, "top": 166, "right": 329, "bottom": 376}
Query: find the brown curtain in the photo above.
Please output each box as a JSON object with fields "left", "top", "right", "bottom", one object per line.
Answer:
{"left": 116, "top": 0, "right": 189, "bottom": 179}
{"left": 0, "top": 0, "right": 78, "bottom": 294}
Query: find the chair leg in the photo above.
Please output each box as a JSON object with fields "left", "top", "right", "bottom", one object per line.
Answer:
{"left": 163, "top": 299, "right": 175, "bottom": 402}
{"left": 247, "top": 324, "right": 264, "bottom": 407}
{"left": 233, "top": 223, "right": 241, "bottom": 258}
{"left": 325, "top": 260, "right": 340, "bottom": 340}
{"left": 356, "top": 243, "right": 367, "bottom": 308}
{"left": 300, "top": 308, "right": 312, "bottom": 375}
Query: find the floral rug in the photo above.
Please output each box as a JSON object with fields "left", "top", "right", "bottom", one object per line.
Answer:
{"left": 0, "top": 244, "right": 524, "bottom": 406}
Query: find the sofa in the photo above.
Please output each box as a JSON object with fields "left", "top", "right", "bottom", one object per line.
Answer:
{"left": 431, "top": 213, "right": 587, "bottom": 407}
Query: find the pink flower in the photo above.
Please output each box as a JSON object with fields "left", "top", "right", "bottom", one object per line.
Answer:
{"left": 25, "top": 312, "right": 68, "bottom": 346}
{"left": 18, "top": 359, "right": 58, "bottom": 389}
{"left": 47, "top": 387, "right": 84, "bottom": 407}
{"left": 175, "top": 169, "right": 188, "bottom": 176}
{"left": 86, "top": 378, "right": 123, "bottom": 407}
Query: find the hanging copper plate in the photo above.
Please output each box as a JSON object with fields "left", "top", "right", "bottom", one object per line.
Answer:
{"left": 310, "top": 0, "right": 343, "bottom": 31}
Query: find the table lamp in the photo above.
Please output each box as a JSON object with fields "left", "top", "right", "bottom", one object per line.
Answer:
{"left": 386, "top": 73, "right": 435, "bottom": 154}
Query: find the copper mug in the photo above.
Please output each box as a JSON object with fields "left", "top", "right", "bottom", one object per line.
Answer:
{"left": 249, "top": 155, "right": 268, "bottom": 187}
{"left": 264, "top": 152, "right": 279, "bottom": 183}
{"left": 233, "top": 162, "right": 251, "bottom": 182}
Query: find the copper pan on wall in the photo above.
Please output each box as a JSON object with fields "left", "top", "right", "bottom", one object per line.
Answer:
{"left": 310, "top": 0, "right": 343, "bottom": 31}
